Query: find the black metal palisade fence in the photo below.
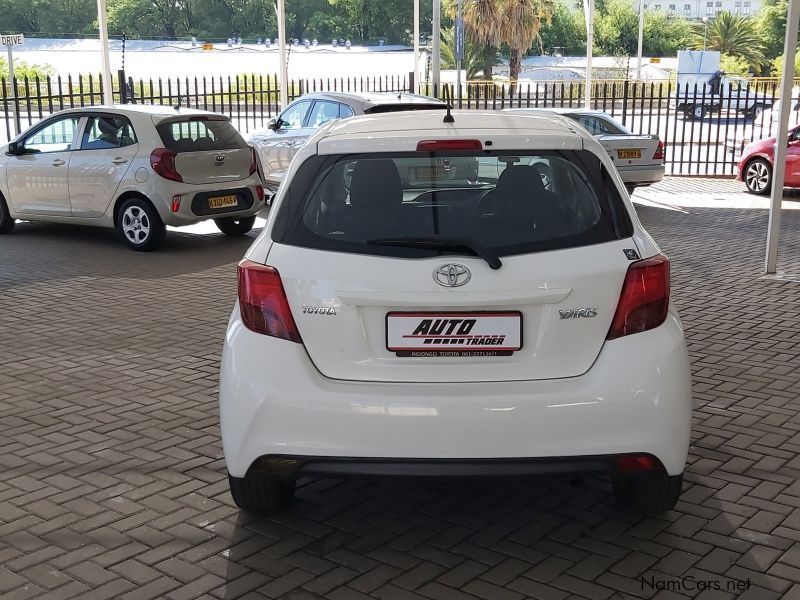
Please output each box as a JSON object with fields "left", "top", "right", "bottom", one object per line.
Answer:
{"left": 1, "top": 71, "right": 796, "bottom": 176}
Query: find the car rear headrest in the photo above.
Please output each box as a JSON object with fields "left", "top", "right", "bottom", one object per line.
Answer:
{"left": 348, "top": 159, "right": 402, "bottom": 209}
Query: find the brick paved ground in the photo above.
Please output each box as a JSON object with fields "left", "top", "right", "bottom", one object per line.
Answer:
{"left": 1, "top": 178, "right": 800, "bottom": 600}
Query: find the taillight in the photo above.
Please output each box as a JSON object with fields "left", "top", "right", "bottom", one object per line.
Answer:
{"left": 249, "top": 146, "right": 258, "bottom": 176}
{"left": 237, "top": 260, "right": 301, "bottom": 342}
{"left": 171, "top": 195, "right": 181, "bottom": 212}
{"left": 607, "top": 254, "right": 670, "bottom": 340}
{"left": 616, "top": 454, "right": 660, "bottom": 474}
{"left": 255, "top": 185, "right": 264, "bottom": 202}
{"left": 416, "top": 139, "right": 482, "bottom": 151}
{"left": 653, "top": 141, "right": 665, "bottom": 162}
{"left": 150, "top": 148, "right": 182, "bottom": 182}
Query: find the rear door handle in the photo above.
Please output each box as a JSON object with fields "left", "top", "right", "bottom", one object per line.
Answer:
{"left": 51, "top": 159, "right": 65, "bottom": 166}
{"left": 111, "top": 157, "right": 128, "bottom": 164}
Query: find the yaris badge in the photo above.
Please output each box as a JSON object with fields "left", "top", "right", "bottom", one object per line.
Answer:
{"left": 433, "top": 264, "right": 471, "bottom": 287}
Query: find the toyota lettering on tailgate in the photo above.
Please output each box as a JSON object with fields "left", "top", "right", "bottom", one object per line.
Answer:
{"left": 386, "top": 312, "right": 523, "bottom": 357}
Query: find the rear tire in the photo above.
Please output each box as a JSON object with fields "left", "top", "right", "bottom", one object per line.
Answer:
{"left": 613, "top": 472, "right": 683, "bottom": 514}
{"left": 688, "top": 105, "right": 707, "bottom": 120}
{"left": 229, "top": 472, "right": 295, "bottom": 514}
{"left": 215, "top": 216, "right": 256, "bottom": 236}
{"left": 744, "top": 158, "right": 772, "bottom": 195}
{"left": 748, "top": 104, "right": 764, "bottom": 120}
{"left": 0, "top": 194, "right": 15, "bottom": 234}
{"left": 117, "top": 197, "right": 166, "bottom": 251}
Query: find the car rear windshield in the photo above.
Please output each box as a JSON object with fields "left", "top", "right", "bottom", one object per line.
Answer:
{"left": 156, "top": 117, "right": 249, "bottom": 152}
{"left": 272, "top": 150, "right": 632, "bottom": 259}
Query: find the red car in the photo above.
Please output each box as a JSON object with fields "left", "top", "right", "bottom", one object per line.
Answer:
{"left": 737, "top": 127, "right": 800, "bottom": 195}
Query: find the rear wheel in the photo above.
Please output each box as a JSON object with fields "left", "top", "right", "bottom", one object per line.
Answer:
{"left": 688, "top": 105, "right": 707, "bottom": 120}
{"left": 613, "top": 472, "right": 683, "bottom": 514}
{"left": 118, "top": 197, "right": 166, "bottom": 251}
{"left": 215, "top": 216, "right": 256, "bottom": 236}
{"left": 744, "top": 158, "right": 772, "bottom": 195}
{"left": 229, "top": 472, "right": 295, "bottom": 514}
{"left": 0, "top": 194, "right": 15, "bottom": 234}
{"left": 748, "top": 104, "right": 764, "bottom": 120}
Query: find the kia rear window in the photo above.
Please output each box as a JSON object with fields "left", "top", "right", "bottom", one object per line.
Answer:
{"left": 273, "top": 150, "right": 632, "bottom": 259}
{"left": 156, "top": 117, "right": 248, "bottom": 152}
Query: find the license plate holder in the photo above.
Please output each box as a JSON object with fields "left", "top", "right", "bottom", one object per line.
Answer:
{"left": 386, "top": 311, "right": 523, "bottom": 357}
{"left": 208, "top": 195, "right": 239, "bottom": 209}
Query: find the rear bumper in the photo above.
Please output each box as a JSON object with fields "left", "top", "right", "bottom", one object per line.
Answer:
{"left": 616, "top": 164, "right": 665, "bottom": 186}
{"left": 220, "top": 310, "right": 692, "bottom": 478}
{"left": 152, "top": 179, "right": 264, "bottom": 226}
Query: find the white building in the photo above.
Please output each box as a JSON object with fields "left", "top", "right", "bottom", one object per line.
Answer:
{"left": 636, "top": 0, "right": 761, "bottom": 18}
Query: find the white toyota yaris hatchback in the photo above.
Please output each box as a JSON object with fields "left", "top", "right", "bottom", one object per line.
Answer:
{"left": 220, "top": 110, "right": 692, "bottom": 515}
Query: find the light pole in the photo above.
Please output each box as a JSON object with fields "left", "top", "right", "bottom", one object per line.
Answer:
{"left": 702, "top": 16, "right": 708, "bottom": 51}
{"left": 414, "top": 0, "right": 420, "bottom": 93}
{"left": 96, "top": 0, "right": 114, "bottom": 105}
{"left": 584, "top": 0, "right": 594, "bottom": 109}
{"left": 432, "top": 0, "right": 441, "bottom": 93}
{"left": 277, "top": 0, "right": 288, "bottom": 109}
{"left": 636, "top": 0, "right": 645, "bottom": 78}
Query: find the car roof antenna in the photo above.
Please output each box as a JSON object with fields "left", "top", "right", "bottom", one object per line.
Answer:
{"left": 442, "top": 85, "right": 455, "bottom": 123}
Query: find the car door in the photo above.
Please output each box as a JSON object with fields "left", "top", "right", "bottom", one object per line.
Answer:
{"left": 6, "top": 114, "right": 81, "bottom": 216}
{"left": 785, "top": 127, "right": 800, "bottom": 186}
{"left": 68, "top": 115, "right": 139, "bottom": 218}
{"left": 260, "top": 100, "right": 313, "bottom": 183}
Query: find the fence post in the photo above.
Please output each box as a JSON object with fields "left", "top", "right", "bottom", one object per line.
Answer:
{"left": 409, "top": 71, "right": 415, "bottom": 94}
{"left": 118, "top": 69, "right": 127, "bottom": 104}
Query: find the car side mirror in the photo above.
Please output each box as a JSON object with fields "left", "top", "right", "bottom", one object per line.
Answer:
{"left": 5, "top": 141, "right": 23, "bottom": 156}
{"left": 267, "top": 118, "right": 280, "bottom": 131}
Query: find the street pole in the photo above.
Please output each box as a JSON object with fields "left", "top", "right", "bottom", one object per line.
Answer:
{"left": 765, "top": 0, "right": 800, "bottom": 273}
{"left": 414, "top": 0, "right": 420, "bottom": 93}
{"left": 277, "top": 0, "right": 289, "bottom": 109}
{"left": 6, "top": 44, "right": 16, "bottom": 136}
{"left": 432, "top": 0, "right": 441, "bottom": 94}
{"left": 584, "top": 0, "right": 594, "bottom": 109}
{"left": 636, "top": 0, "right": 644, "bottom": 78}
{"left": 96, "top": 0, "right": 114, "bottom": 105}
{"left": 456, "top": 0, "right": 463, "bottom": 100}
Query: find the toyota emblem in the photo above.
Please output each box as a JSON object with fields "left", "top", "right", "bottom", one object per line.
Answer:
{"left": 433, "top": 264, "right": 471, "bottom": 287}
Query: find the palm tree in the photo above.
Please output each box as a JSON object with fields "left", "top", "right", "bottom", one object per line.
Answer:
{"left": 440, "top": 27, "right": 498, "bottom": 80}
{"left": 691, "top": 11, "right": 765, "bottom": 69}
{"left": 444, "top": 0, "right": 554, "bottom": 88}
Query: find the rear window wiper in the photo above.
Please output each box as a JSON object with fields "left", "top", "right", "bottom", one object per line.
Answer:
{"left": 367, "top": 236, "right": 502, "bottom": 270}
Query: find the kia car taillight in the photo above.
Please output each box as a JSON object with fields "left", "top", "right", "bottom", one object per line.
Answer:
{"left": 607, "top": 254, "right": 670, "bottom": 340}
{"left": 150, "top": 148, "right": 182, "bottom": 182}
{"left": 653, "top": 141, "right": 665, "bottom": 162}
{"left": 238, "top": 260, "right": 301, "bottom": 342}
{"left": 249, "top": 146, "right": 258, "bottom": 176}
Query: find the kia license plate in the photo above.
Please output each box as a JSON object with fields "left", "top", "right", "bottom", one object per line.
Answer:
{"left": 208, "top": 195, "right": 238, "bottom": 209}
{"left": 617, "top": 149, "right": 641, "bottom": 159}
{"left": 386, "top": 312, "right": 522, "bottom": 357}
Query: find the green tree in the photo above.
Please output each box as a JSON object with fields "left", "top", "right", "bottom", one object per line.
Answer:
{"left": 754, "top": 0, "right": 792, "bottom": 60}
{"left": 593, "top": 0, "right": 638, "bottom": 56}
{"left": 440, "top": 26, "right": 497, "bottom": 79}
{"left": 720, "top": 53, "right": 752, "bottom": 76}
{"left": 691, "top": 10, "right": 765, "bottom": 69}
{"left": 642, "top": 9, "right": 690, "bottom": 56}
{"left": 540, "top": 4, "right": 586, "bottom": 56}
{"left": 0, "top": 0, "right": 96, "bottom": 36}
{"left": 0, "top": 56, "right": 55, "bottom": 80}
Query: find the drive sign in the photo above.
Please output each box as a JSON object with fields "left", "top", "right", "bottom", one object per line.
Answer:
{"left": 1, "top": 34, "right": 24, "bottom": 46}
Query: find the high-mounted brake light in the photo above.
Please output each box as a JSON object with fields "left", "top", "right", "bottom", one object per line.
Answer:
{"left": 653, "top": 141, "right": 665, "bottom": 162}
{"left": 607, "top": 254, "right": 670, "bottom": 340}
{"left": 416, "top": 139, "right": 483, "bottom": 151}
{"left": 150, "top": 148, "right": 182, "bottom": 182}
{"left": 238, "top": 260, "right": 301, "bottom": 342}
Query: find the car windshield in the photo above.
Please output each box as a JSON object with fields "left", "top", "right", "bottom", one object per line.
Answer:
{"left": 274, "top": 150, "right": 630, "bottom": 259}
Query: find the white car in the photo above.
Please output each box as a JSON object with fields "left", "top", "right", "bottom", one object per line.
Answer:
{"left": 506, "top": 108, "right": 665, "bottom": 190}
{"left": 0, "top": 105, "right": 265, "bottom": 250}
{"left": 725, "top": 90, "right": 800, "bottom": 159}
{"left": 220, "top": 110, "right": 692, "bottom": 515}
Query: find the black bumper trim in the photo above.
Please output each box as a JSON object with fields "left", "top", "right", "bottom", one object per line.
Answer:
{"left": 250, "top": 454, "right": 647, "bottom": 479}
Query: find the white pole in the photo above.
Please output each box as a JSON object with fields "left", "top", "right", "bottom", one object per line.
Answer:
{"left": 456, "top": 0, "right": 463, "bottom": 98}
{"left": 432, "top": 0, "right": 441, "bottom": 92}
{"left": 584, "top": 0, "right": 594, "bottom": 109}
{"left": 414, "top": 0, "right": 420, "bottom": 93}
{"left": 636, "top": 0, "right": 645, "bottom": 78}
{"left": 96, "top": 0, "right": 114, "bottom": 105}
{"left": 765, "top": 0, "right": 800, "bottom": 273}
{"left": 277, "top": 0, "right": 289, "bottom": 109}
{"left": 6, "top": 45, "right": 16, "bottom": 136}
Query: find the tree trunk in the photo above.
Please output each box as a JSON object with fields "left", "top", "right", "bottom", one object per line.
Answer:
{"left": 509, "top": 48, "right": 522, "bottom": 96}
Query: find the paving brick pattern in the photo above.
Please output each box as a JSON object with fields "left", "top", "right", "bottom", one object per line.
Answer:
{"left": 1, "top": 179, "right": 800, "bottom": 599}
